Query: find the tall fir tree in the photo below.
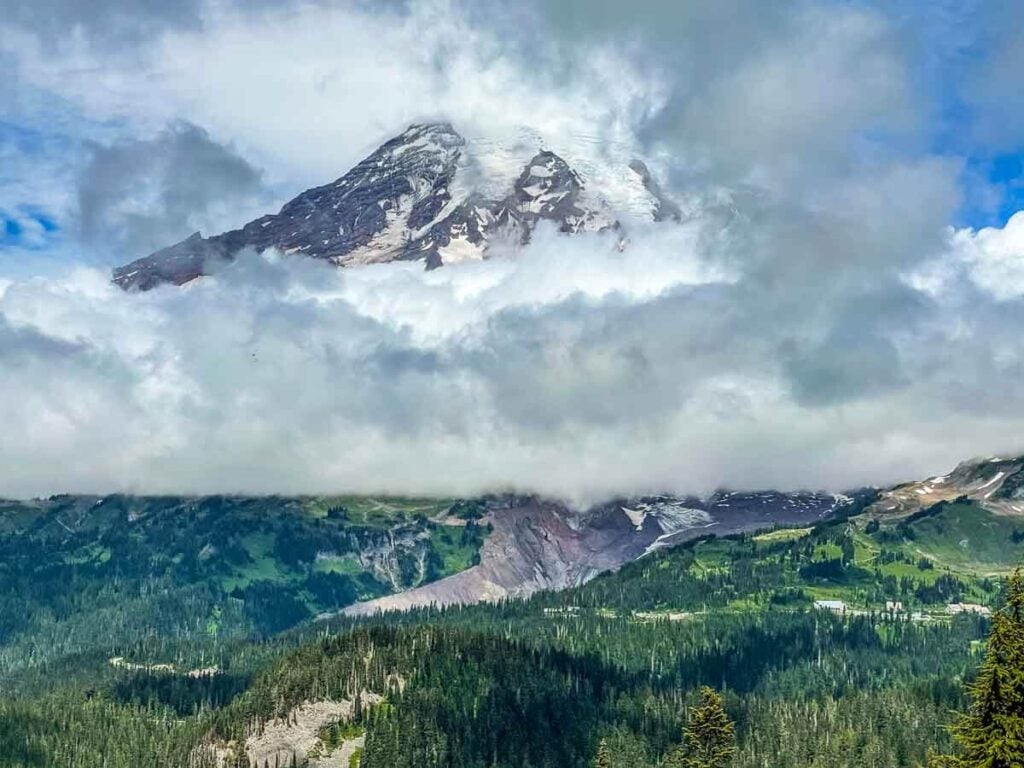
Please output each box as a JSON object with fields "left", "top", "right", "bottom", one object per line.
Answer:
{"left": 594, "top": 737, "right": 611, "bottom": 768}
{"left": 931, "top": 569, "right": 1024, "bottom": 767}
{"left": 661, "top": 686, "right": 737, "bottom": 768}
{"left": 683, "top": 686, "right": 737, "bottom": 768}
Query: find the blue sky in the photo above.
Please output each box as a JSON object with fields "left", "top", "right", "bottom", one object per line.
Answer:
{"left": 886, "top": 0, "right": 1024, "bottom": 227}
{"left": 0, "top": 100, "right": 90, "bottom": 268}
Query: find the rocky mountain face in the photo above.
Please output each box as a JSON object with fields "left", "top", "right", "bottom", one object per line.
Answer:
{"left": 113, "top": 123, "right": 669, "bottom": 290}
{"left": 342, "top": 489, "right": 857, "bottom": 616}
{"left": 870, "top": 455, "right": 1024, "bottom": 516}
{"left": 342, "top": 454, "right": 1024, "bottom": 617}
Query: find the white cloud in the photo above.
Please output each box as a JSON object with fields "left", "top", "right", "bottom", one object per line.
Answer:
{"left": 2, "top": 0, "right": 666, "bottom": 193}
{"left": 2, "top": 0, "right": 1024, "bottom": 501}
{"left": 2, "top": 210, "right": 1024, "bottom": 503}
{"left": 949, "top": 212, "right": 1024, "bottom": 300}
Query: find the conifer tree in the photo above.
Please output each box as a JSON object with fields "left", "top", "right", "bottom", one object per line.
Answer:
{"left": 930, "top": 569, "right": 1024, "bottom": 767}
{"left": 594, "top": 737, "right": 611, "bottom": 768}
{"left": 683, "top": 686, "right": 737, "bottom": 768}
{"left": 661, "top": 687, "right": 737, "bottom": 768}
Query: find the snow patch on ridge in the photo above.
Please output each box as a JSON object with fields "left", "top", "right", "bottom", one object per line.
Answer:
{"left": 622, "top": 499, "right": 716, "bottom": 554}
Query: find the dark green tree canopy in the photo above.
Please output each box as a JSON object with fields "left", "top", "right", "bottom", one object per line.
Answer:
{"left": 932, "top": 569, "right": 1024, "bottom": 768}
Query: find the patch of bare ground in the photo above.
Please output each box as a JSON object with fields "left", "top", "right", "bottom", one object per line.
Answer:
{"left": 198, "top": 693, "right": 382, "bottom": 768}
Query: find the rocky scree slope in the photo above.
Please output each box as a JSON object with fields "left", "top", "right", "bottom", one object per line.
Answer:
{"left": 342, "top": 489, "right": 856, "bottom": 616}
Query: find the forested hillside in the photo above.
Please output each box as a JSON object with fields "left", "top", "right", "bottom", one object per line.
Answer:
{"left": 0, "top": 494, "right": 486, "bottom": 693}
{"left": 0, "top": 495, "right": 1019, "bottom": 766}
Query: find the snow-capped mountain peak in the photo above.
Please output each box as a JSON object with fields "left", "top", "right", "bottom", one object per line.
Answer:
{"left": 113, "top": 122, "right": 672, "bottom": 290}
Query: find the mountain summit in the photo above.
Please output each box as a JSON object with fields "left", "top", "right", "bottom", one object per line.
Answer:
{"left": 113, "top": 123, "right": 675, "bottom": 290}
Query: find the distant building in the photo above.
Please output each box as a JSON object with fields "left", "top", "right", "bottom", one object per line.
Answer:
{"left": 814, "top": 600, "right": 847, "bottom": 615}
{"left": 947, "top": 603, "right": 992, "bottom": 616}
{"left": 885, "top": 601, "right": 904, "bottom": 613}
{"left": 543, "top": 606, "right": 581, "bottom": 615}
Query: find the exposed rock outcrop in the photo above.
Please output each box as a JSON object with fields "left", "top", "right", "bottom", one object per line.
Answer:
{"left": 343, "top": 491, "right": 852, "bottom": 616}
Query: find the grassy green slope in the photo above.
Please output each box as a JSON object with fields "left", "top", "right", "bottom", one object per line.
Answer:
{"left": 887, "top": 501, "right": 1024, "bottom": 574}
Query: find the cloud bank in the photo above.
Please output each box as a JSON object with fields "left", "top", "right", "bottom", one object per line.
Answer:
{"left": 2, "top": 0, "right": 1024, "bottom": 500}
{"left": 2, "top": 210, "right": 1024, "bottom": 503}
